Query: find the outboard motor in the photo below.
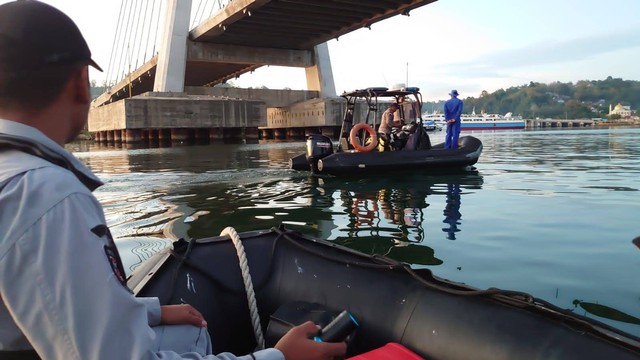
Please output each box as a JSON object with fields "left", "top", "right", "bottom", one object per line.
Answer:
{"left": 306, "top": 134, "right": 334, "bottom": 173}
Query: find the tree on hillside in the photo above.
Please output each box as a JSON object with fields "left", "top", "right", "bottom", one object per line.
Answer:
{"left": 445, "top": 78, "right": 640, "bottom": 119}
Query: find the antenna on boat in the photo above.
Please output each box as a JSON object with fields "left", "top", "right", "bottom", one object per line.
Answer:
{"left": 406, "top": 61, "right": 409, "bottom": 87}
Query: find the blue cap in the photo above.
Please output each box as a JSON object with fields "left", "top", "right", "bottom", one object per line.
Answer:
{"left": 449, "top": 89, "right": 459, "bottom": 97}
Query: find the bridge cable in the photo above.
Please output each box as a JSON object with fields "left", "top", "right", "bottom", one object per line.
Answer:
{"left": 143, "top": 0, "right": 158, "bottom": 62}
{"left": 192, "top": 0, "right": 205, "bottom": 29}
{"left": 132, "top": 0, "right": 149, "bottom": 69}
{"left": 105, "top": 0, "right": 126, "bottom": 87}
{"left": 118, "top": 0, "right": 136, "bottom": 82}
{"left": 151, "top": 2, "right": 164, "bottom": 57}
{"left": 111, "top": 1, "right": 129, "bottom": 85}
{"left": 112, "top": 2, "right": 130, "bottom": 85}
{"left": 112, "top": 1, "right": 127, "bottom": 83}
{"left": 129, "top": 0, "right": 143, "bottom": 70}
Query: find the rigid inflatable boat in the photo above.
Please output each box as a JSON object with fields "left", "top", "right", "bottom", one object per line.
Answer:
{"left": 128, "top": 226, "right": 640, "bottom": 360}
{"left": 289, "top": 87, "right": 482, "bottom": 176}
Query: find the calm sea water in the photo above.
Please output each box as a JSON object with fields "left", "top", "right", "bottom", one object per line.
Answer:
{"left": 68, "top": 127, "right": 640, "bottom": 336}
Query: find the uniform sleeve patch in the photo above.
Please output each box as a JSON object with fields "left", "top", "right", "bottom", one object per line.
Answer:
{"left": 91, "top": 224, "right": 131, "bottom": 292}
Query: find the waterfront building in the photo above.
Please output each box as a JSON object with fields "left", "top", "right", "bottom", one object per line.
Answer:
{"left": 608, "top": 103, "right": 632, "bottom": 117}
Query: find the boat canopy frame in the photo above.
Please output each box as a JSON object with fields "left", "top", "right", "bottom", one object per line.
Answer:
{"left": 337, "top": 87, "right": 424, "bottom": 152}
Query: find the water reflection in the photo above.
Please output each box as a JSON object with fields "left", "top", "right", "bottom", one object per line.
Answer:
{"left": 572, "top": 300, "right": 640, "bottom": 326}
{"left": 311, "top": 172, "right": 483, "bottom": 265}
{"left": 442, "top": 183, "right": 462, "bottom": 240}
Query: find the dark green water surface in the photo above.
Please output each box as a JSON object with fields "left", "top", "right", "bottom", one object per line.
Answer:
{"left": 68, "top": 127, "right": 640, "bottom": 336}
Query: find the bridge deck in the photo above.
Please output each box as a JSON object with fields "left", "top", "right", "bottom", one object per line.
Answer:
{"left": 94, "top": 0, "right": 436, "bottom": 107}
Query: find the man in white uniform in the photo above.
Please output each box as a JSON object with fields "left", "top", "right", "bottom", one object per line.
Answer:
{"left": 378, "top": 103, "right": 401, "bottom": 151}
{"left": 0, "top": 1, "right": 346, "bottom": 360}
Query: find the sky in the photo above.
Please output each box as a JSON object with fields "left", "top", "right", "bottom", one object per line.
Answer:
{"left": 3, "top": 0, "right": 640, "bottom": 101}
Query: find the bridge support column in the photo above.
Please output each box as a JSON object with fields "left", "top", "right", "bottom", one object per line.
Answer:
{"left": 171, "top": 128, "right": 190, "bottom": 143}
{"left": 154, "top": 0, "right": 192, "bottom": 92}
{"left": 305, "top": 43, "right": 336, "bottom": 98}
{"left": 106, "top": 131, "right": 114, "bottom": 143}
{"left": 113, "top": 130, "right": 122, "bottom": 142}
{"left": 194, "top": 128, "right": 209, "bottom": 143}
{"left": 125, "top": 129, "right": 142, "bottom": 142}
{"left": 274, "top": 129, "right": 286, "bottom": 140}
{"left": 260, "top": 129, "right": 273, "bottom": 140}
{"left": 159, "top": 129, "right": 171, "bottom": 142}
{"left": 209, "top": 128, "right": 223, "bottom": 141}
{"left": 244, "top": 127, "right": 259, "bottom": 140}
{"left": 322, "top": 127, "right": 337, "bottom": 138}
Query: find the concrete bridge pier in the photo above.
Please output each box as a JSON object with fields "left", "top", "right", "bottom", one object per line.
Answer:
{"left": 125, "top": 129, "right": 142, "bottom": 143}
{"left": 274, "top": 129, "right": 286, "bottom": 140}
{"left": 209, "top": 128, "right": 223, "bottom": 141}
{"left": 244, "top": 127, "right": 259, "bottom": 140}
{"left": 287, "top": 128, "right": 306, "bottom": 139}
{"left": 171, "top": 128, "right": 191, "bottom": 143}
{"left": 145, "top": 129, "right": 156, "bottom": 143}
{"left": 260, "top": 129, "right": 273, "bottom": 140}
{"left": 304, "top": 128, "right": 320, "bottom": 137}
{"left": 322, "top": 127, "right": 338, "bottom": 138}
{"left": 159, "top": 129, "right": 171, "bottom": 142}
{"left": 194, "top": 128, "right": 209, "bottom": 143}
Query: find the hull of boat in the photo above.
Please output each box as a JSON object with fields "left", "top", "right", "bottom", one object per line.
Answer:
{"left": 461, "top": 121, "right": 525, "bottom": 130}
{"left": 290, "top": 136, "right": 482, "bottom": 176}
{"left": 433, "top": 119, "right": 525, "bottom": 130}
{"left": 129, "top": 227, "right": 640, "bottom": 360}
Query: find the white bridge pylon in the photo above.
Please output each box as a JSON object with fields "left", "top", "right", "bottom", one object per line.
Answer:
{"left": 153, "top": 0, "right": 336, "bottom": 98}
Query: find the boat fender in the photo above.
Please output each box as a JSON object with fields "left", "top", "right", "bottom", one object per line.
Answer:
{"left": 349, "top": 124, "right": 377, "bottom": 153}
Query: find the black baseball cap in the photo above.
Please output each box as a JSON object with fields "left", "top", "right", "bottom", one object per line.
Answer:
{"left": 0, "top": 0, "right": 102, "bottom": 72}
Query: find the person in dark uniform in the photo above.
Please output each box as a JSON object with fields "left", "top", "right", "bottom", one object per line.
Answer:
{"left": 444, "top": 90, "right": 463, "bottom": 149}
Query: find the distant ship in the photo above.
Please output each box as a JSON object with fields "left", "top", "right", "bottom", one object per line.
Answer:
{"left": 423, "top": 109, "right": 525, "bottom": 130}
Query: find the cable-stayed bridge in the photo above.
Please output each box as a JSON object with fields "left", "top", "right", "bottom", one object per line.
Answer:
{"left": 89, "top": 0, "right": 437, "bottom": 143}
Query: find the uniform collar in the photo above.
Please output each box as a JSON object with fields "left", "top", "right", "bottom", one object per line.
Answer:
{"left": 0, "top": 119, "right": 103, "bottom": 191}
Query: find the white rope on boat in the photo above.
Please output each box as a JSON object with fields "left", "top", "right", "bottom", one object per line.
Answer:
{"left": 220, "top": 226, "right": 265, "bottom": 350}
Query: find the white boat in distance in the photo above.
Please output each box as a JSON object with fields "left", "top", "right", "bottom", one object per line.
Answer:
{"left": 423, "top": 109, "right": 525, "bottom": 130}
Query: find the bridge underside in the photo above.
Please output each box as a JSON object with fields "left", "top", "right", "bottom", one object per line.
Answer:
{"left": 191, "top": 0, "right": 436, "bottom": 49}
{"left": 94, "top": 0, "right": 436, "bottom": 107}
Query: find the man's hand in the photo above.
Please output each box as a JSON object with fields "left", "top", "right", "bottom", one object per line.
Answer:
{"left": 275, "top": 321, "right": 347, "bottom": 360}
{"left": 160, "top": 304, "right": 207, "bottom": 328}
{"left": 447, "top": 119, "right": 456, "bottom": 124}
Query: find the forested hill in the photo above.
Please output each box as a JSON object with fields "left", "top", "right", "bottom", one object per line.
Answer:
{"left": 423, "top": 77, "right": 640, "bottom": 119}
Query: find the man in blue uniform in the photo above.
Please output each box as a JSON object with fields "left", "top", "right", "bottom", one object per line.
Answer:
{"left": 443, "top": 90, "right": 463, "bottom": 149}
{"left": 0, "top": 1, "right": 346, "bottom": 359}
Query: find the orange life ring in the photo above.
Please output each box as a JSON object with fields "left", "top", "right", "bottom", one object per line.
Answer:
{"left": 349, "top": 123, "right": 378, "bottom": 152}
